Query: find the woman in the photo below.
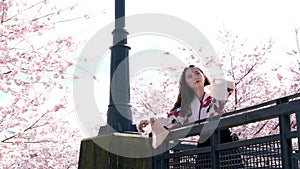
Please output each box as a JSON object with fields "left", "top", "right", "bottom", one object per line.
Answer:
{"left": 168, "top": 65, "right": 235, "bottom": 147}
{"left": 168, "top": 64, "right": 214, "bottom": 124}
{"left": 139, "top": 65, "right": 242, "bottom": 168}
{"left": 138, "top": 65, "right": 235, "bottom": 146}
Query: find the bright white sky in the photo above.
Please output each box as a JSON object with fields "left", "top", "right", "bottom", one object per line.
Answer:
{"left": 56, "top": 0, "right": 300, "bottom": 48}
{"left": 69, "top": 0, "right": 300, "bottom": 134}
{"left": 72, "top": 0, "right": 300, "bottom": 110}
{"left": 73, "top": 0, "right": 300, "bottom": 48}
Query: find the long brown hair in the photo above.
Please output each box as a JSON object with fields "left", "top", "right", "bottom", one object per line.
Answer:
{"left": 170, "top": 65, "right": 210, "bottom": 117}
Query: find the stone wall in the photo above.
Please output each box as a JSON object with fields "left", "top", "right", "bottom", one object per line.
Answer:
{"left": 78, "top": 133, "right": 153, "bottom": 169}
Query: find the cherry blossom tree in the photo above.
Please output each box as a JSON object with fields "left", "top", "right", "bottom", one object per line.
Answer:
{"left": 130, "top": 28, "right": 295, "bottom": 141}
{"left": 0, "top": 0, "right": 89, "bottom": 168}
{"left": 216, "top": 28, "right": 280, "bottom": 110}
{"left": 131, "top": 69, "right": 178, "bottom": 124}
{"left": 285, "top": 26, "right": 300, "bottom": 94}
{"left": 211, "top": 28, "right": 296, "bottom": 140}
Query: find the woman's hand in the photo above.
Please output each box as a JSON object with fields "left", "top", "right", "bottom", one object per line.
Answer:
{"left": 138, "top": 120, "right": 149, "bottom": 133}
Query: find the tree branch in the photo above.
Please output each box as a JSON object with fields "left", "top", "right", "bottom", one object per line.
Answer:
{"left": 31, "top": 12, "right": 55, "bottom": 22}
{"left": 0, "top": 0, "right": 6, "bottom": 24}
{"left": 253, "top": 120, "right": 268, "bottom": 136}
{"left": 1, "top": 111, "right": 50, "bottom": 143}
{"left": 140, "top": 100, "right": 155, "bottom": 114}
{"left": 4, "top": 0, "right": 46, "bottom": 23}
{"left": 294, "top": 28, "right": 300, "bottom": 69}
{"left": 3, "top": 70, "right": 12, "bottom": 74}
{"left": 57, "top": 15, "right": 88, "bottom": 23}
{"left": 295, "top": 28, "right": 300, "bottom": 57}
{"left": 1, "top": 140, "right": 58, "bottom": 144}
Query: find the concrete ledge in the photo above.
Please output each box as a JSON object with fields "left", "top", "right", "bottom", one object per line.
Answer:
{"left": 78, "top": 132, "right": 153, "bottom": 169}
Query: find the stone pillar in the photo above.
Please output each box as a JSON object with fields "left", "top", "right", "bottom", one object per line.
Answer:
{"left": 78, "top": 133, "right": 153, "bottom": 169}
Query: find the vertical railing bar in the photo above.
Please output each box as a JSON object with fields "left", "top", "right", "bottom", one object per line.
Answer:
{"left": 296, "top": 111, "right": 300, "bottom": 154}
{"left": 278, "top": 97, "right": 293, "bottom": 169}
{"left": 293, "top": 111, "right": 300, "bottom": 169}
{"left": 211, "top": 130, "right": 220, "bottom": 169}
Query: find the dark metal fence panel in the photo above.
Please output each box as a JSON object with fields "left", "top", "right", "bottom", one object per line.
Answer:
{"left": 152, "top": 143, "right": 169, "bottom": 169}
{"left": 232, "top": 140, "right": 281, "bottom": 168}
{"left": 292, "top": 153, "right": 300, "bottom": 168}
{"left": 166, "top": 136, "right": 283, "bottom": 168}
{"left": 152, "top": 93, "right": 300, "bottom": 169}
{"left": 168, "top": 150, "right": 211, "bottom": 169}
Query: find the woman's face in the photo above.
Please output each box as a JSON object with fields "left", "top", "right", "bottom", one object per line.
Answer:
{"left": 185, "top": 67, "right": 205, "bottom": 91}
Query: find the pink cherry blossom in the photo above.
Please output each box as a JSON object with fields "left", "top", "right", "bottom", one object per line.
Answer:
{"left": 0, "top": 0, "right": 87, "bottom": 168}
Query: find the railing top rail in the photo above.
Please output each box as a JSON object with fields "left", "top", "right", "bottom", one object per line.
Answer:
{"left": 223, "top": 92, "right": 300, "bottom": 117}
{"left": 167, "top": 93, "right": 300, "bottom": 141}
{"left": 171, "top": 92, "right": 300, "bottom": 130}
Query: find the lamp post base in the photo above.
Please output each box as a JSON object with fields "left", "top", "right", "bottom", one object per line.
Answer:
{"left": 78, "top": 132, "right": 153, "bottom": 169}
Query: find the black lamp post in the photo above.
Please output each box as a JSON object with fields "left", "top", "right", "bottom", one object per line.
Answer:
{"left": 99, "top": 0, "right": 136, "bottom": 134}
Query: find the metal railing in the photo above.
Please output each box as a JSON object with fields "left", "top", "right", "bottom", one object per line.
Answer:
{"left": 152, "top": 93, "right": 300, "bottom": 169}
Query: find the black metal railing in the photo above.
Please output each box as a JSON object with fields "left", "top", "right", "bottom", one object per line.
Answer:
{"left": 152, "top": 93, "right": 300, "bottom": 169}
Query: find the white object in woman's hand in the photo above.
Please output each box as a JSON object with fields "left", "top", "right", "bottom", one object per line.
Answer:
{"left": 138, "top": 120, "right": 150, "bottom": 134}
